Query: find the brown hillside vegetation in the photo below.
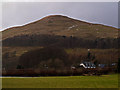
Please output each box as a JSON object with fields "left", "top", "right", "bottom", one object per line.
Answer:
{"left": 2, "top": 15, "right": 119, "bottom": 75}
{"left": 2, "top": 15, "right": 118, "bottom": 40}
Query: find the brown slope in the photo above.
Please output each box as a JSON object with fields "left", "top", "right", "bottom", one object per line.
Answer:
{"left": 2, "top": 15, "right": 118, "bottom": 40}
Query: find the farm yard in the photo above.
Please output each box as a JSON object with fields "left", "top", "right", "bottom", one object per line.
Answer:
{"left": 2, "top": 74, "right": 118, "bottom": 88}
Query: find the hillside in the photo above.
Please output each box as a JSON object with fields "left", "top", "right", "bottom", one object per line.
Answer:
{"left": 2, "top": 15, "right": 118, "bottom": 40}
{"left": 2, "top": 15, "right": 119, "bottom": 70}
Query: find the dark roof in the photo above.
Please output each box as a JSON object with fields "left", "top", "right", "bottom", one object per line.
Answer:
{"left": 81, "top": 62, "right": 96, "bottom": 68}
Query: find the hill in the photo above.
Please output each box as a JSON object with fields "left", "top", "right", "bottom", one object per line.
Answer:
{"left": 2, "top": 15, "right": 119, "bottom": 70}
{"left": 2, "top": 15, "right": 118, "bottom": 40}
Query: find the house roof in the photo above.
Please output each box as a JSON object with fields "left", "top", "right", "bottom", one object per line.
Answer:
{"left": 80, "top": 62, "right": 96, "bottom": 68}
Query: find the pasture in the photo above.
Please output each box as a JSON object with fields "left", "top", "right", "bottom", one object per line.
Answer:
{"left": 2, "top": 74, "right": 118, "bottom": 88}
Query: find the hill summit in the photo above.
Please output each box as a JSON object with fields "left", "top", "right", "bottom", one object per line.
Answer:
{"left": 2, "top": 15, "right": 118, "bottom": 40}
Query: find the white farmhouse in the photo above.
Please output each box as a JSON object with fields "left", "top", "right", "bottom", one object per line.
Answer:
{"left": 80, "top": 62, "right": 96, "bottom": 68}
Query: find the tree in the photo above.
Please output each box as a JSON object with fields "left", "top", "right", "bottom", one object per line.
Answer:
{"left": 19, "top": 47, "right": 68, "bottom": 69}
{"left": 118, "top": 58, "right": 120, "bottom": 73}
{"left": 16, "top": 64, "right": 24, "bottom": 69}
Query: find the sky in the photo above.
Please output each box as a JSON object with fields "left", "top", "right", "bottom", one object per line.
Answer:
{"left": 1, "top": 2, "right": 118, "bottom": 31}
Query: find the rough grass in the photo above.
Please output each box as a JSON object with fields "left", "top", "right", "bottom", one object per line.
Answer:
{"left": 2, "top": 15, "right": 118, "bottom": 40}
{"left": 2, "top": 74, "right": 118, "bottom": 88}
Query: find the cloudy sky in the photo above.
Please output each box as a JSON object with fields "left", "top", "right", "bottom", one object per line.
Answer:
{"left": 1, "top": 2, "right": 118, "bottom": 31}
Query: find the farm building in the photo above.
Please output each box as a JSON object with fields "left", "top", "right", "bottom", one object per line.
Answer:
{"left": 80, "top": 62, "right": 96, "bottom": 68}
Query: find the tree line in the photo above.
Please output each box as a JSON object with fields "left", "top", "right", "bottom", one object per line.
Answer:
{"left": 3, "top": 34, "right": 119, "bottom": 49}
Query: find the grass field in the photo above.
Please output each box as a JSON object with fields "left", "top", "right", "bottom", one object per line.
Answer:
{"left": 2, "top": 74, "right": 118, "bottom": 88}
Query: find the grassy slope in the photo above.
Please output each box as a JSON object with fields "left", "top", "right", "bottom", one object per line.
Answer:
{"left": 2, "top": 15, "right": 118, "bottom": 40}
{"left": 3, "top": 47, "right": 118, "bottom": 58}
{"left": 2, "top": 74, "right": 118, "bottom": 88}
{"left": 2, "top": 47, "right": 43, "bottom": 57}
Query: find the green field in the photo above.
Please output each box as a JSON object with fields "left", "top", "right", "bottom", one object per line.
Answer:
{"left": 2, "top": 74, "right": 118, "bottom": 88}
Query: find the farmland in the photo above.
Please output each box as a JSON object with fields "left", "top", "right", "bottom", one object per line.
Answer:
{"left": 2, "top": 74, "right": 118, "bottom": 88}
